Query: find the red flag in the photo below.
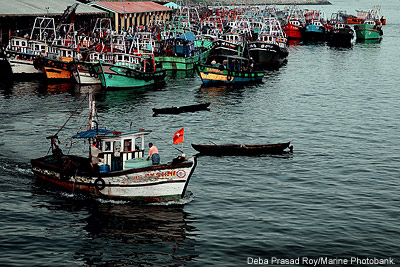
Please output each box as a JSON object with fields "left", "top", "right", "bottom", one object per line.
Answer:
{"left": 173, "top": 128, "right": 184, "bottom": 144}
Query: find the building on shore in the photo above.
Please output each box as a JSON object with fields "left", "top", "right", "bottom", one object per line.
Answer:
{"left": 88, "top": 1, "right": 173, "bottom": 33}
{"left": 0, "top": 0, "right": 106, "bottom": 46}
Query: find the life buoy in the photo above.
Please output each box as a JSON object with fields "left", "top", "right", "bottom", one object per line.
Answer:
{"left": 199, "top": 65, "right": 205, "bottom": 71}
{"left": 227, "top": 71, "right": 233, "bottom": 81}
{"left": 94, "top": 177, "right": 106, "bottom": 191}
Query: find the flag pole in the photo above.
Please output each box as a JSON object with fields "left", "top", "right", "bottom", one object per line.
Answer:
{"left": 181, "top": 129, "right": 184, "bottom": 154}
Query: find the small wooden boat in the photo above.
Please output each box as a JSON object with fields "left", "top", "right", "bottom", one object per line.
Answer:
{"left": 153, "top": 103, "right": 210, "bottom": 115}
{"left": 191, "top": 142, "right": 292, "bottom": 156}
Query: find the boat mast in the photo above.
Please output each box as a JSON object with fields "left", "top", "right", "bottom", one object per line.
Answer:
{"left": 88, "top": 89, "right": 98, "bottom": 130}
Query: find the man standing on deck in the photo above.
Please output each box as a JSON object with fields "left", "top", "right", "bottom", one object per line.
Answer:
{"left": 147, "top": 143, "right": 160, "bottom": 165}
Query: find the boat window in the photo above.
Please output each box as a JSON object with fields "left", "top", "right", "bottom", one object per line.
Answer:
{"left": 104, "top": 141, "right": 111, "bottom": 151}
{"left": 16, "top": 41, "right": 20, "bottom": 46}
{"left": 124, "top": 139, "right": 132, "bottom": 151}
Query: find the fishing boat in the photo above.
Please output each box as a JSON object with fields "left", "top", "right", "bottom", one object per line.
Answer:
{"left": 303, "top": 10, "right": 326, "bottom": 41}
{"left": 303, "top": 20, "right": 326, "bottom": 41}
{"left": 93, "top": 53, "right": 167, "bottom": 89}
{"left": 31, "top": 92, "right": 197, "bottom": 202}
{"left": 354, "top": 19, "right": 383, "bottom": 40}
{"left": 327, "top": 23, "right": 354, "bottom": 46}
{"left": 35, "top": 54, "right": 75, "bottom": 81}
{"left": 196, "top": 55, "right": 264, "bottom": 85}
{"left": 248, "top": 18, "right": 289, "bottom": 67}
{"left": 155, "top": 32, "right": 213, "bottom": 71}
{"left": 191, "top": 142, "right": 292, "bottom": 156}
{"left": 282, "top": 6, "right": 305, "bottom": 40}
{"left": 153, "top": 103, "right": 210, "bottom": 115}
{"left": 326, "top": 13, "right": 354, "bottom": 46}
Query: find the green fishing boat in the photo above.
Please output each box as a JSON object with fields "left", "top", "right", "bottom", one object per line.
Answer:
{"left": 155, "top": 32, "right": 213, "bottom": 71}
{"left": 355, "top": 19, "right": 383, "bottom": 40}
{"left": 93, "top": 59, "right": 166, "bottom": 89}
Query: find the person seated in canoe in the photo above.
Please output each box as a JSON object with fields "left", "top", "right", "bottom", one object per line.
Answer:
{"left": 147, "top": 142, "right": 160, "bottom": 165}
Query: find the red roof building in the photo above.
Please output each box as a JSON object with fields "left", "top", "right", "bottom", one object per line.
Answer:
{"left": 90, "top": 1, "right": 172, "bottom": 33}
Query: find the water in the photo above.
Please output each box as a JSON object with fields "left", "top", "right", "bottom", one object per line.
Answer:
{"left": 1, "top": 0, "right": 400, "bottom": 266}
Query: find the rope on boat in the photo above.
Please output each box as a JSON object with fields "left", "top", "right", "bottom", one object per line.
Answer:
{"left": 54, "top": 95, "right": 88, "bottom": 137}
{"left": 152, "top": 134, "right": 183, "bottom": 153}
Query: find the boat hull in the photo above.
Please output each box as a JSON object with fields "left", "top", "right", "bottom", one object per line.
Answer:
{"left": 197, "top": 65, "right": 264, "bottom": 85}
{"left": 31, "top": 155, "right": 197, "bottom": 202}
{"left": 155, "top": 49, "right": 211, "bottom": 71}
{"left": 72, "top": 62, "right": 101, "bottom": 85}
{"left": 355, "top": 24, "right": 382, "bottom": 40}
{"left": 303, "top": 24, "right": 326, "bottom": 41}
{"left": 191, "top": 142, "right": 291, "bottom": 156}
{"left": 94, "top": 63, "right": 167, "bottom": 89}
{"left": 327, "top": 28, "right": 354, "bottom": 46}
{"left": 248, "top": 42, "right": 288, "bottom": 66}
{"left": 153, "top": 103, "right": 210, "bottom": 115}
{"left": 282, "top": 24, "right": 303, "bottom": 39}
{"left": 6, "top": 52, "right": 42, "bottom": 76}
{"left": 37, "top": 56, "right": 74, "bottom": 81}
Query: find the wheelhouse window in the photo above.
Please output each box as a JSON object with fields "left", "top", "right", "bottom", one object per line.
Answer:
{"left": 123, "top": 139, "right": 132, "bottom": 151}
{"left": 104, "top": 141, "right": 111, "bottom": 151}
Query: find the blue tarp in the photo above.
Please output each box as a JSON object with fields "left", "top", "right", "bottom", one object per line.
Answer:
{"left": 163, "top": 2, "right": 181, "bottom": 9}
{"left": 177, "top": 32, "right": 196, "bottom": 42}
{"left": 72, "top": 129, "right": 113, "bottom": 139}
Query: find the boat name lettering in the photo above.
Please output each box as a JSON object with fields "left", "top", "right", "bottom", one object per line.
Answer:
{"left": 130, "top": 171, "right": 177, "bottom": 180}
{"left": 206, "top": 68, "right": 223, "bottom": 74}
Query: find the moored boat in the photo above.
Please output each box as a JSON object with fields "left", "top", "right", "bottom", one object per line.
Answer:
{"left": 191, "top": 142, "right": 292, "bottom": 156}
{"left": 354, "top": 19, "right": 383, "bottom": 40}
{"left": 196, "top": 55, "right": 264, "bottom": 85}
{"left": 93, "top": 54, "right": 167, "bottom": 89}
{"left": 153, "top": 103, "right": 211, "bottom": 115}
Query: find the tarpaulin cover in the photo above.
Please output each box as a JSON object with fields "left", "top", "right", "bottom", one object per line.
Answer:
{"left": 72, "top": 129, "right": 112, "bottom": 139}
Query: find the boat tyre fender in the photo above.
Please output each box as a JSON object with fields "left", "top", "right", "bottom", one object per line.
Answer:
{"left": 89, "top": 65, "right": 97, "bottom": 78}
{"left": 227, "top": 71, "right": 233, "bottom": 81}
{"left": 60, "top": 172, "right": 69, "bottom": 181}
{"left": 94, "top": 177, "right": 106, "bottom": 191}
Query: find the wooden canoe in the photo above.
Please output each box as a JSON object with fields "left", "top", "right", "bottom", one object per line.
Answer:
{"left": 153, "top": 103, "right": 210, "bottom": 115}
{"left": 191, "top": 142, "right": 292, "bottom": 156}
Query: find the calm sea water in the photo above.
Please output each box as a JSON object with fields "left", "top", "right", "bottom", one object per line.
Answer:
{"left": 1, "top": 0, "right": 400, "bottom": 266}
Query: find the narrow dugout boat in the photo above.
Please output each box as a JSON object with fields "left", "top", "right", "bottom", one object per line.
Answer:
{"left": 191, "top": 142, "right": 292, "bottom": 156}
{"left": 153, "top": 103, "right": 210, "bottom": 115}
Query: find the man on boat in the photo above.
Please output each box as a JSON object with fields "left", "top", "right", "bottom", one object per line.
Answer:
{"left": 147, "top": 142, "right": 160, "bottom": 165}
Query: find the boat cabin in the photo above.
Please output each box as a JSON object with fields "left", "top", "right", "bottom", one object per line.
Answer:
{"left": 208, "top": 55, "right": 252, "bottom": 72}
{"left": 73, "top": 129, "right": 152, "bottom": 172}
{"left": 7, "top": 37, "right": 29, "bottom": 53}
{"left": 289, "top": 20, "right": 302, "bottom": 27}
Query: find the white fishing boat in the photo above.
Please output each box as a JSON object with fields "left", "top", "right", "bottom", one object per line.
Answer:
{"left": 31, "top": 92, "right": 197, "bottom": 202}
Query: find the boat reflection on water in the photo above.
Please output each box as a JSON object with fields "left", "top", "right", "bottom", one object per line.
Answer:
{"left": 40, "top": 82, "right": 79, "bottom": 94}
{"left": 32, "top": 187, "right": 199, "bottom": 266}
{"left": 80, "top": 202, "right": 199, "bottom": 266}
{"left": 167, "top": 69, "right": 196, "bottom": 79}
